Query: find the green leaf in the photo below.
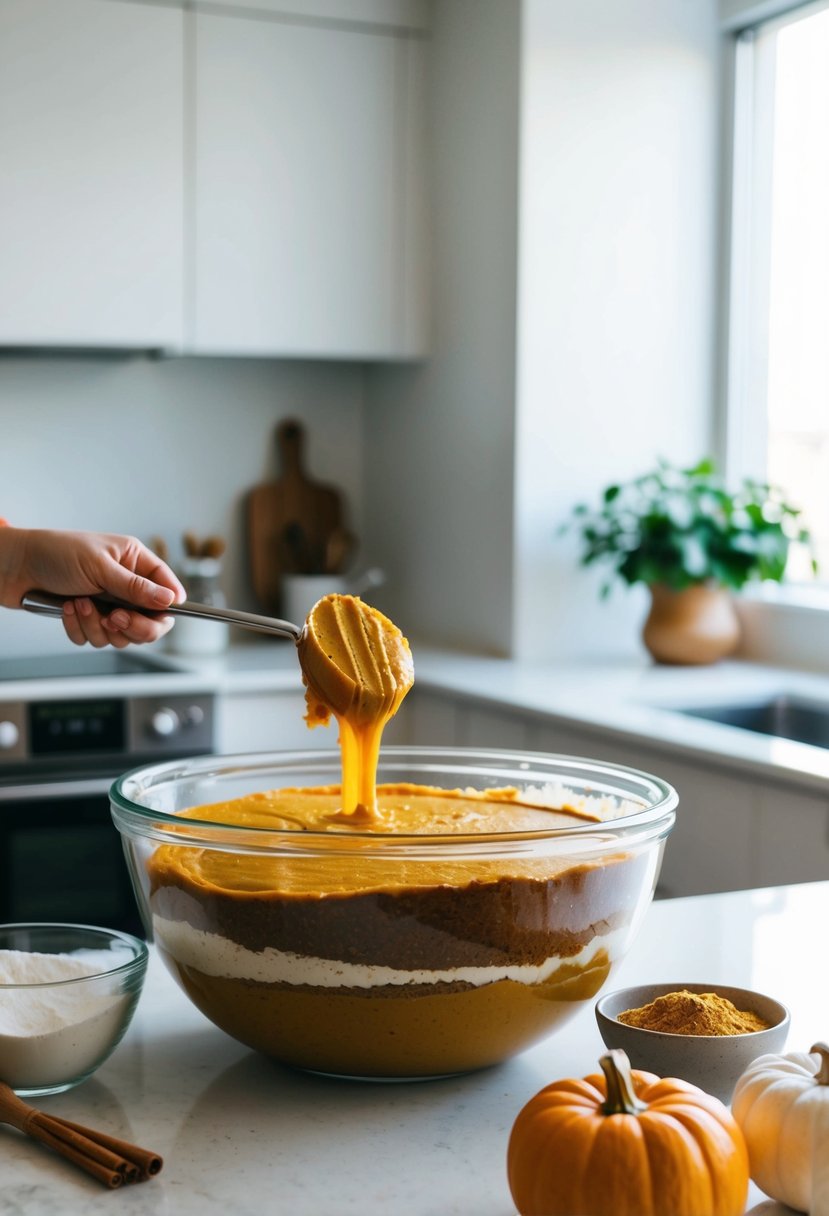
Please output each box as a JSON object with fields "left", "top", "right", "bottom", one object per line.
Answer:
{"left": 685, "top": 457, "right": 717, "bottom": 478}
{"left": 564, "top": 456, "right": 815, "bottom": 596}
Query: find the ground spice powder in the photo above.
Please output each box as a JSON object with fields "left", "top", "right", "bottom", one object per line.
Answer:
{"left": 617, "top": 989, "right": 770, "bottom": 1036}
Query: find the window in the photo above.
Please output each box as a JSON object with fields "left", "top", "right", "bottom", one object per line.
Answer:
{"left": 727, "top": 1, "right": 829, "bottom": 582}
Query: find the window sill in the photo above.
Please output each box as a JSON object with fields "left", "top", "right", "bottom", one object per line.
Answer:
{"left": 735, "top": 582, "right": 829, "bottom": 672}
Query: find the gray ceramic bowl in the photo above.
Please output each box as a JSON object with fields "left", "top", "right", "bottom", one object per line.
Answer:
{"left": 595, "top": 982, "right": 790, "bottom": 1104}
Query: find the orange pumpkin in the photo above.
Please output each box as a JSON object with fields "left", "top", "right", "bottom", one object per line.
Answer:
{"left": 507, "top": 1049, "right": 749, "bottom": 1216}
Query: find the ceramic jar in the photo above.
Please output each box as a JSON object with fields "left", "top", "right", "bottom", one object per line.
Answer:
{"left": 642, "top": 583, "right": 740, "bottom": 665}
{"left": 167, "top": 557, "right": 229, "bottom": 656}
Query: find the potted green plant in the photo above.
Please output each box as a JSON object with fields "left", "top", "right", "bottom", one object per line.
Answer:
{"left": 566, "top": 458, "right": 814, "bottom": 664}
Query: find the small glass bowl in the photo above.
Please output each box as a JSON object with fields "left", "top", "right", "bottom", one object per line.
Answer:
{"left": 0, "top": 923, "right": 148, "bottom": 1097}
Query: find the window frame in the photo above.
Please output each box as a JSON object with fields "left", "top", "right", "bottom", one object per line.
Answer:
{"left": 723, "top": 0, "right": 829, "bottom": 664}
{"left": 725, "top": 1, "right": 829, "bottom": 567}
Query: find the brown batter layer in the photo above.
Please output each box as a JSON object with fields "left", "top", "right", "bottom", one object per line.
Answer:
{"left": 151, "top": 854, "right": 640, "bottom": 968}
{"left": 148, "top": 784, "right": 643, "bottom": 969}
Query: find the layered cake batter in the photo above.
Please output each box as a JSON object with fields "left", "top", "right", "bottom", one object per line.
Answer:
{"left": 146, "top": 597, "right": 651, "bottom": 1076}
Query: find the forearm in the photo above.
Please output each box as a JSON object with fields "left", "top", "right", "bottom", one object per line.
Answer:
{"left": 0, "top": 525, "right": 31, "bottom": 610}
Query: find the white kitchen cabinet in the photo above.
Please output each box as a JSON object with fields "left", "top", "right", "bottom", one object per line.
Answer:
{"left": 753, "top": 785, "right": 829, "bottom": 887}
{"left": 456, "top": 704, "right": 531, "bottom": 750}
{"left": 633, "top": 753, "right": 756, "bottom": 897}
{"left": 0, "top": 0, "right": 184, "bottom": 348}
{"left": 188, "top": 9, "right": 428, "bottom": 358}
{"left": 199, "top": 0, "right": 429, "bottom": 25}
{"left": 523, "top": 720, "right": 750, "bottom": 897}
{"left": 219, "top": 689, "right": 415, "bottom": 754}
{"left": 217, "top": 691, "right": 338, "bottom": 754}
{"left": 404, "top": 689, "right": 826, "bottom": 898}
{"left": 399, "top": 690, "right": 461, "bottom": 747}
{"left": 534, "top": 723, "right": 761, "bottom": 897}
{"left": 218, "top": 683, "right": 829, "bottom": 895}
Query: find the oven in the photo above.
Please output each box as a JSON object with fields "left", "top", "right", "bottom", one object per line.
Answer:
{"left": 0, "top": 651, "right": 215, "bottom": 935}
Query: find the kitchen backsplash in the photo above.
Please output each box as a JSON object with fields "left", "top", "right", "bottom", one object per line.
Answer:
{"left": 0, "top": 355, "right": 366, "bottom": 657}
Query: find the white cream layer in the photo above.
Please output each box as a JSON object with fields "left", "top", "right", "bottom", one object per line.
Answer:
{"left": 152, "top": 915, "right": 624, "bottom": 990}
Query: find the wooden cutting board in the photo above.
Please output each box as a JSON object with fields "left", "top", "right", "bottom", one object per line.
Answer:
{"left": 247, "top": 420, "right": 345, "bottom": 615}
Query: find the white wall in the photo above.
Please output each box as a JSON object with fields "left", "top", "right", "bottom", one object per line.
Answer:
{"left": 0, "top": 356, "right": 365, "bottom": 655}
{"left": 720, "top": 0, "right": 810, "bottom": 30}
{"left": 512, "top": 0, "right": 721, "bottom": 661}
{"left": 364, "top": 0, "right": 522, "bottom": 653}
{"left": 1, "top": 0, "right": 726, "bottom": 666}
{"left": 365, "top": 0, "right": 721, "bottom": 661}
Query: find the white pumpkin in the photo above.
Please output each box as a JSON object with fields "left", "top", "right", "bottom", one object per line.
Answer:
{"left": 731, "top": 1041, "right": 829, "bottom": 1215}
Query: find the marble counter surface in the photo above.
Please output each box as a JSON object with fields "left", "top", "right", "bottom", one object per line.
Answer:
{"left": 3, "top": 881, "right": 826, "bottom": 1214}
{"left": 5, "top": 637, "right": 829, "bottom": 790}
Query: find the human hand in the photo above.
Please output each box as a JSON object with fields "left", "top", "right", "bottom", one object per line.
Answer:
{"left": 0, "top": 527, "right": 186, "bottom": 648}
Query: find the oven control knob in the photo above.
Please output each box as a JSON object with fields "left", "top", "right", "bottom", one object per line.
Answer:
{"left": 0, "top": 720, "right": 19, "bottom": 749}
{"left": 150, "top": 708, "right": 180, "bottom": 739}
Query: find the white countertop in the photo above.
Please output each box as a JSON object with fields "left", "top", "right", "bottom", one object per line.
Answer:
{"left": 410, "top": 647, "right": 829, "bottom": 792}
{"left": 0, "top": 638, "right": 307, "bottom": 701}
{"left": 4, "top": 638, "right": 829, "bottom": 791}
{"left": 4, "top": 880, "right": 825, "bottom": 1214}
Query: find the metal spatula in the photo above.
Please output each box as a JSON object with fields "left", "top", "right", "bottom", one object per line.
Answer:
{"left": 21, "top": 590, "right": 301, "bottom": 642}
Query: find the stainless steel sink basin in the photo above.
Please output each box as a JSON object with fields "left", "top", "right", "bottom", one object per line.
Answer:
{"left": 677, "top": 695, "right": 829, "bottom": 748}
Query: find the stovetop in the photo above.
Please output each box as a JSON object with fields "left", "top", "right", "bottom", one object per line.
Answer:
{"left": 0, "top": 650, "right": 181, "bottom": 683}
{"left": 0, "top": 648, "right": 215, "bottom": 775}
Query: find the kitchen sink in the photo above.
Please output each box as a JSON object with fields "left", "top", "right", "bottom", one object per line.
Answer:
{"left": 677, "top": 695, "right": 829, "bottom": 748}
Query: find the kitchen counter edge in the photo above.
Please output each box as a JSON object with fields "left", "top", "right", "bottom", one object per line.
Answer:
{"left": 4, "top": 641, "right": 829, "bottom": 793}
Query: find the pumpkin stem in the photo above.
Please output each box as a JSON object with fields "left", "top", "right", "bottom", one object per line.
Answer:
{"left": 600, "top": 1050, "right": 648, "bottom": 1116}
{"left": 811, "top": 1043, "right": 829, "bottom": 1085}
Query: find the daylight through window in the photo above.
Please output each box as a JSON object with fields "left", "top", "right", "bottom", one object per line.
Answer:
{"left": 728, "top": 1, "right": 829, "bottom": 582}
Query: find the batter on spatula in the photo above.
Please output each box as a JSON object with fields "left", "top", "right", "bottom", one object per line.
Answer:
{"left": 295, "top": 594, "right": 414, "bottom": 822}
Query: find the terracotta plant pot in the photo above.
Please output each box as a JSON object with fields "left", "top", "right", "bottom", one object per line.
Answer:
{"left": 642, "top": 583, "right": 740, "bottom": 665}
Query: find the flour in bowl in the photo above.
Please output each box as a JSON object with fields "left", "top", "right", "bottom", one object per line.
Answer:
{"left": 0, "top": 949, "right": 132, "bottom": 1090}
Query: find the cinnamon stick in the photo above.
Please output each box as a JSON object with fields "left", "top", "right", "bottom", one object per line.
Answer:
{"left": 49, "top": 1115, "right": 162, "bottom": 1178}
{"left": 0, "top": 1081, "right": 163, "bottom": 1188}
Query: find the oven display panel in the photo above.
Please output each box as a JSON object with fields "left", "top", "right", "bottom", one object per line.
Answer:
{"left": 28, "top": 700, "right": 126, "bottom": 755}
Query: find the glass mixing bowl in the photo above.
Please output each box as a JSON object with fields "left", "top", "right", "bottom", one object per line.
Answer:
{"left": 110, "top": 748, "right": 676, "bottom": 1080}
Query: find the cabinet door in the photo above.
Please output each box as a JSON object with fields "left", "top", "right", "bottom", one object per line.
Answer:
{"left": 753, "top": 785, "right": 829, "bottom": 887}
{"left": 528, "top": 723, "right": 756, "bottom": 898}
{"left": 458, "top": 704, "right": 531, "bottom": 751}
{"left": 190, "top": 11, "right": 426, "bottom": 357}
{"left": 217, "top": 692, "right": 338, "bottom": 754}
{"left": 403, "top": 690, "right": 462, "bottom": 747}
{"left": 0, "top": 0, "right": 184, "bottom": 347}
